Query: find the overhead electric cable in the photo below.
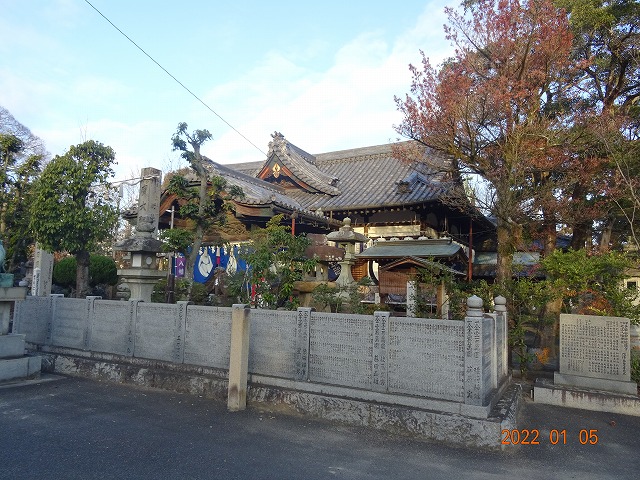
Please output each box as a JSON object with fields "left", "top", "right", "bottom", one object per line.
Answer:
{"left": 83, "top": 0, "right": 267, "bottom": 157}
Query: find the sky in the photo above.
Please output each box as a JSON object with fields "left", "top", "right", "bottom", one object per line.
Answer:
{"left": 1, "top": 0, "right": 457, "bottom": 182}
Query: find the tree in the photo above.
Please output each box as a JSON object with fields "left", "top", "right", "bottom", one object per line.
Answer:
{"left": 395, "top": 0, "right": 576, "bottom": 284}
{"left": 0, "top": 106, "right": 47, "bottom": 270}
{"left": 553, "top": 0, "right": 640, "bottom": 250}
{"left": 168, "top": 123, "right": 243, "bottom": 280}
{"left": 240, "top": 214, "right": 315, "bottom": 309}
{"left": 30, "top": 140, "right": 118, "bottom": 297}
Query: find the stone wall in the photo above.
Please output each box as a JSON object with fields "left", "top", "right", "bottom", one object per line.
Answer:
{"left": 14, "top": 295, "right": 508, "bottom": 411}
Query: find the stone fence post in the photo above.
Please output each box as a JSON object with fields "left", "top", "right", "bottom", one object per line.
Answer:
{"left": 228, "top": 304, "right": 250, "bottom": 412}
{"left": 464, "top": 295, "right": 485, "bottom": 406}
{"left": 494, "top": 296, "right": 508, "bottom": 383}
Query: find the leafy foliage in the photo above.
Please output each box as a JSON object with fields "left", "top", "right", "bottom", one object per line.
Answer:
{"left": 152, "top": 278, "right": 208, "bottom": 305}
{"left": 312, "top": 277, "right": 375, "bottom": 314}
{"left": 30, "top": 140, "right": 118, "bottom": 297}
{"left": 0, "top": 107, "right": 47, "bottom": 271}
{"left": 167, "top": 123, "right": 244, "bottom": 284}
{"left": 159, "top": 228, "right": 194, "bottom": 253}
{"left": 541, "top": 249, "right": 640, "bottom": 322}
{"left": 632, "top": 352, "right": 640, "bottom": 385}
{"left": 89, "top": 254, "right": 118, "bottom": 286}
{"left": 395, "top": 0, "right": 577, "bottom": 282}
{"left": 53, "top": 255, "right": 118, "bottom": 288}
{"left": 52, "top": 257, "right": 77, "bottom": 287}
{"left": 240, "top": 214, "right": 315, "bottom": 309}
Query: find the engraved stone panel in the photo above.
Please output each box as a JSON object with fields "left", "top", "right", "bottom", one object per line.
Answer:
{"left": 308, "top": 313, "right": 373, "bottom": 389}
{"left": 134, "top": 303, "right": 178, "bottom": 362}
{"left": 31, "top": 246, "right": 54, "bottom": 296}
{"left": 184, "top": 306, "right": 232, "bottom": 368}
{"left": 464, "top": 316, "right": 483, "bottom": 405}
{"left": 482, "top": 315, "right": 495, "bottom": 397}
{"left": 495, "top": 312, "right": 507, "bottom": 381}
{"left": 90, "top": 300, "right": 132, "bottom": 355}
{"left": 249, "top": 309, "right": 298, "bottom": 378}
{"left": 387, "top": 318, "right": 465, "bottom": 401}
{"left": 559, "top": 314, "right": 631, "bottom": 380}
{"left": 295, "top": 308, "right": 311, "bottom": 381}
{"left": 51, "top": 298, "right": 89, "bottom": 349}
{"left": 372, "top": 311, "right": 389, "bottom": 391}
{"left": 13, "top": 297, "right": 51, "bottom": 344}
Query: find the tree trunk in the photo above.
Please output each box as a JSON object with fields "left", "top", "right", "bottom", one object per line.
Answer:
{"left": 599, "top": 218, "right": 614, "bottom": 253}
{"left": 540, "top": 209, "right": 560, "bottom": 367}
{"left": 75, "top": 250, "right": 90, "bottom": 298}
{"left": 496, "top": 220, "right": 512, "bottom": 285}
{"left": 185, "top": 147, "right": 209, "bottom": 300}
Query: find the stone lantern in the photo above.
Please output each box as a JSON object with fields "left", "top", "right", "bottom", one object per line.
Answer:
{"left": 114, "top": 168, "right": 165, "bottom": 302}
{"left": 326, "top": 217, "right": 368, "bottom": 288}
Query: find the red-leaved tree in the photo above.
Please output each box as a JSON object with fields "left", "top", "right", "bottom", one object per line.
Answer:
{"left": 395, "top": 0, "right": 578, "bottom": 284}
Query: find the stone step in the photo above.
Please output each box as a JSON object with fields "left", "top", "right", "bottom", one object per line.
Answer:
{"left": 0, "top": 356, "right": 42, "bottom": 383}
{"left": 0, "top": 334, "right": 26, "bottom": 359}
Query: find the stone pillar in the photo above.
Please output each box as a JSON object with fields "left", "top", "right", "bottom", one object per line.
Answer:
{"left": 406, "top": 280, "right": 417, "bottom": 317}
{"left": 436, "top": 280, "right": 449, "bottom": 319}
{"left": 228, "top": 304, "right": 250, "bottom": 411}
{"left": 464, "top": 295, "right": 485, "bottom": 406}
{"left": 136, "top": 167, "right": 162, "bottom": 239}
{"left": 494, "top": 295, "right": 508, "bottom": 382}
{"left": 31, "top": 245, "right": 54, "bottom": 296}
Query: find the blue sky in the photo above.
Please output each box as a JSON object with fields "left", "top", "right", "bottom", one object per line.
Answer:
{"left": 1, "top": 0, "right": 456, "bottom": 181}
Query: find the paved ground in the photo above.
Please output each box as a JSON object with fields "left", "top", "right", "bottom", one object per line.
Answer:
{"left": 0, "top": 375, "right": 638, "bottom": 480}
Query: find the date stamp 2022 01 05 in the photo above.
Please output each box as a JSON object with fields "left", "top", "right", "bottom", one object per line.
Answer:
{"left": 501, "top": 429, "right": 599, "bottom": 446}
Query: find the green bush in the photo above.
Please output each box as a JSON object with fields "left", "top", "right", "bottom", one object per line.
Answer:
{"left": 52, "top": 255, "right": 118, "bottom": 287}
{"left": 89, "top": 255, "right": 118, "bottom": 286}
{"left": 52, "top": 257, "right": 77, "bottom": 287}
{"left": 152, "top": 278, "right": 209, "bottom": 305}
{"left": 632, "top": 352, "right": 640, "bottom": 385}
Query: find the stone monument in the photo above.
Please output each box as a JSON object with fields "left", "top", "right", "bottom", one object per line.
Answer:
{"left": 534, "top": 313, "right": 639, "bottom": 416}
{"left": 114, "top": 168, "right": 165, "bottom": 302}
{"left": 554, "top": 314, "right": 636, "bottom": 394}
{"left": 0, "top": 240, "right": 41, "bottom": 382}
{"left": 31, "top": 244, "right": 54, "bottom": 296}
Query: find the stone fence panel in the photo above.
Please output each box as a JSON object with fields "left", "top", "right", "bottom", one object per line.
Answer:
{"left": 14, "top": 296, "right": 508, "bottom": 407}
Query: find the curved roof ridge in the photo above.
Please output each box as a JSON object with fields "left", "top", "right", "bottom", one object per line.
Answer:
{"left": 268, "top": 132, "right": 340, "bottom": 196}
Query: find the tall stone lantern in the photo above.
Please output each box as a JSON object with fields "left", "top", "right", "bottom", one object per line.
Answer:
{"left": 114, "top": 168, "right": 165, "bottom": 302}
{"left": 326, "top": 217, "right": 368, "bottom": 288}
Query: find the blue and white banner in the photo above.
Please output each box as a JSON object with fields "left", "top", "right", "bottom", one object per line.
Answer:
{"left": 193, "top": 245, "right": 248, "bottom": 284}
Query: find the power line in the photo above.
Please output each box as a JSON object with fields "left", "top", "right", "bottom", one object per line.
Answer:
{"left": 83, "top": 0, "right": 267, "bottom": 157}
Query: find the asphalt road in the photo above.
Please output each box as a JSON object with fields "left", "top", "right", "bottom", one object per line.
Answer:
{"left": 0, "top": 376, "right": 638, "bottom": 480}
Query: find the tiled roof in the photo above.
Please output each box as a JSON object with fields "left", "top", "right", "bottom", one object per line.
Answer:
{"left": 267, "top": 132, "right": 340, "bottom": 196}
{"left": 227, "top": 138, "right": 454, "bottom": 213}
{"left": 356, "top": 239, "right": 463, "bottom": 259}
{"left": 197, "top": 158, "right": 328, "bottom": 221}
{"left": 380, "top": 256, "right": 466, "bottom": 276}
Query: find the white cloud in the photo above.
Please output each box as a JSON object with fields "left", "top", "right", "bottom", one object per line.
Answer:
{"left": 198, "top": 1, "right": 455, "bottom": 166}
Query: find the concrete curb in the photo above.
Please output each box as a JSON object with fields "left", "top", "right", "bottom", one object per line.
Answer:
{"left": 36, "top": 348, "right": 521, "bottom": 450}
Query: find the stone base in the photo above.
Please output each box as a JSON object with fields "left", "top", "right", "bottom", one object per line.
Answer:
{"left": 534, "top": 378, "right": 640, "bottom": 417}
{"left": 0, "top": 356, "right": 42, "bottom": 383}
{"left": 31, "top": 345, "right": 521, "bottom": 450}
{"left": 554, "top": 372, "right": 637, "bottom": 395}
{"left": 0, "top": 273, "right": 14, "bottom": 288}
{"left": 117, "top": 268, "right": 166, "bottom": 302}
{"left": 0, "top": 334, "right": 27, "bottom": 358}
{"left": 1, "top": 333, "right": 42, "bottom": 383}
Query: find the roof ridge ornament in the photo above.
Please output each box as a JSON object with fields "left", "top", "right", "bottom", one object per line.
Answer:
{"left": 268, "top": 131, "right": 287, "bottom": 157}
